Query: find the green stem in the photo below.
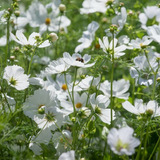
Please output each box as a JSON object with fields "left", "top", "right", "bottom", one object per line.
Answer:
{"left": 148, "top": 135, "right": 160, "bottom": 160}
{"left": 142, "top": 122, "right": 150, "bottom": 160}
{"left": 110, "top": 34, "right": 115, "bottom": 127}
{"left": 5, "top": 18, "right": 10, "bottom": 66}
{"left": 55, "top": 13, "right": 62, "bottom": 59}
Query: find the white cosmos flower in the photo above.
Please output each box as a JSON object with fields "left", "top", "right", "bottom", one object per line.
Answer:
{"left": 147, "top": 25, "right": 160, "bottom": 44}
{"left": 90, "top": 93, "right": 115, "bottom": 124}
{"left": 112, "top": 7, "right": 127, "bottom": 32}
{"left": 60, "top": 92, "right": 88, "bottom": 115}
{"left": 107, "top": 127, "right": 140, "bottom": 155}
{"left": 29, "top": 128, "right": 52, "bottom": 155}
{"left": 122, "top": 99, "right": 160, "bottom": 118}
{"left": 99, "top": 36, "right": 126, "bottom": 58}
{"left": 74, "top": 75, "right": 100, "bottom": 91}
{"left": 63, "top": 52, "right": 95, "bottom": 68}
{"left": 52, "top": 130, "right": 72, "bottom": 156}
{"left": 27, "top": 1, "right": 70, "bottom": 34}
{"left": 129, "top": 36, "right": 152, "bottom": 49}
{"left": 80, "top": 0, "right": 108, "bottom": 14}
{"left": 58, "top": 150, "right": 75, "bottom": 160}
{"left": 3, "top": 65, "right": 29, "bottom": 90}
{"left": 23, "top": 88, "right": 58, "bottom": 120}
{"left": 45, "top": 58, "right": 70, "bottom": 74}
{"left": 139, "top": 6, "right": 160, "bottom": 30}
{"left": 10, "top": 30, "right": 50, "bottom": 48}
{"left": 0, "top": 35, "right": 7, "bottom": 46}
{"left": 75, "top": 21, "right": 99, "bottom": 53}
{"left": 100, "top": 79, "right": 130, "bottom": 100}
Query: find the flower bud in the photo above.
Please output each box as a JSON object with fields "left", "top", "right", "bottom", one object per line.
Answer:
{"left": 14, "top": 10, "right": 20, "bottom": 17}
{"left": 49, "top": 33, "right": 58, "bottom": 42}
{"left": 10, "top": 55, "right": 15, "bottom": 61}
{"left": 59, "top": 4, "right": 66, "bottom": 13}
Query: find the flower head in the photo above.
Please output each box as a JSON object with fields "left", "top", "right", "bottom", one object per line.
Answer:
{"left": 63, "top": 52, "right": 95, "bottom": 68}
{"left": 107, "top": 127, "right": 140, "bottom": 155}
{"left": 10, "top": 30, "right": 50, "bottom": 48}
{"left": 3, "top": 65, "right": 29, "bottom": 90}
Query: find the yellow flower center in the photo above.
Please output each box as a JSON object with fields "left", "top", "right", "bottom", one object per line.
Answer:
{"left": 61, "top": 84, "right": 67, "bottom": 91}
{"left": 75, "top": 102, "right": 82, "bottom": 108}
{"left": 45, "top": 18, "right": 51, "bottom": 25}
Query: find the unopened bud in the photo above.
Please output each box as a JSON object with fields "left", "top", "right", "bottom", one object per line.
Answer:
{"left": 110, "top": 24, "right": 118, "bottom": 33}
{"left": 59, "top": 4, "right": 66, "bottom": 13}
{"left": 14, "top": 10, "right": 20, "bottom": 17}
{"left": 10, "top": 55, "right": 15, "bottom": 61}
{"left": 49, "top": 33, "right": 58, "bottom": 42}
{"left": 157, "top": 77, "right": 160, "bottom": 82}
{"left": 119, "top": 2, "right": 124, "bottom": 7}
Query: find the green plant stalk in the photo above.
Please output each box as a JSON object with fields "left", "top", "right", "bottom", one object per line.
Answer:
{"left": 144, "top": 50, "right": 157, "bottom": 99}
{"left": 142, "top": 123, "right": 150, "bottom": 160}
{"left": 148, "top": 135, "right": 160, "bottom": 160}
{"left": 71, "top": 67, "right": 78, "bottom": 150}
{"left": 110, "top": 33, "right": 115, "bottom": 127}
{"left": 55, "top": 13, "right": 62, "bottom": 59}
{"left": 5, "top": 18, "right": 10, "bottom": 66}
{"left": 132, "top": 79, "right": 135, "bottom": 105}
{"left": 136, "top": 126, "right": 145, "bottom": 160}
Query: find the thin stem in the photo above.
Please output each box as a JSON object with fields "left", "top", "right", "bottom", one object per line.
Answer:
{"left": 148, "top": 135, "right": 160, "bottom": 160}
{"left": 142, "top": 122, "right": 150, "bottom": 160}
{"left": 110, "top": 33, "right": 115, "bottom": 127}
{"left": 55, "top": 13, "right": 62, "bottom": 59}
{"left": 5, "top": 18, "right": 10, "bottom": 66}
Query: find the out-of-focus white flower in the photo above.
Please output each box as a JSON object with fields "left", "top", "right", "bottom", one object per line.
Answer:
{"left": 112, "top": 7, "right": 127, "bottom": 32}
{"left": 63, "top": 52, "right": 95, "bottom": 68}
{"left": 147, "top": 25, "right": 160, "bottom": 44}
{"left": 139, "top": 6, "right": 160, "bottom": 30}
{"left": 129, "top": 36, "right": 152, "bottom": 49}
{"left": 29, "top": 128, "right": 52, "bottom": 155}
{"left": 99, "top": 36, "right": 126, "bottom": 58}
{"left": 49, "top": 32, "right": 58, "bottom": 42}
{"left": 100, "top": 79, "right": 130, "bottom": 100}
{"left": 45, "top": 58, "right": 70, "bottom": 74}
{"left": 74, "top": 76, "right": 100, "bottom": 91}
{"left": 27, "top": 1, "right": 70, "bottom": 34}
{"left": 60, "top": 92, "right": 88, "bottom": 115}
{"left": 107, "top": 127, "right": 140, "bottom": 155}
{"left": 10, "top": 30, "right": 50, "bottom": 48}
{"left": 23, "top": 89, "right": 58, "bottom": 121}
{"left": 3, "top": 65, "right": 29, "bottom": 90}
{"left": 58, "top": 150, "right": 75, "bottom": 160}
{"left": 90, "top": 93, "right": 115, "bottom": 124}
{"left": 122, "top": 99, "right": 160, "bottom": 118}
{"left": 52, "top": 130, "right": 72, "bottom": 156}
{"left": 80, "top": 0, "right": 108, "bottom": 14}
{"left": 0, "top": 35, "right": 7, "bottom": 46}
{"left": 75, "top": 21, "right": 99, "bottom": 53}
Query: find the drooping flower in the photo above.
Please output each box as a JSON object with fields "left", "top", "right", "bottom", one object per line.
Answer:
{"left": 107, "top": 127, "right": 140, "bottom": 155}
{"left": 75, "top": 21, "right": 99, "bottom": 53}
{"left": 10, "top": 30, "right": 50, "bottom": 48}
{"left": 63, "top": 52, "right": 95, "bottom": 68}
{"left": 3, "top": 65, "right": 29, "bottom": 90}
